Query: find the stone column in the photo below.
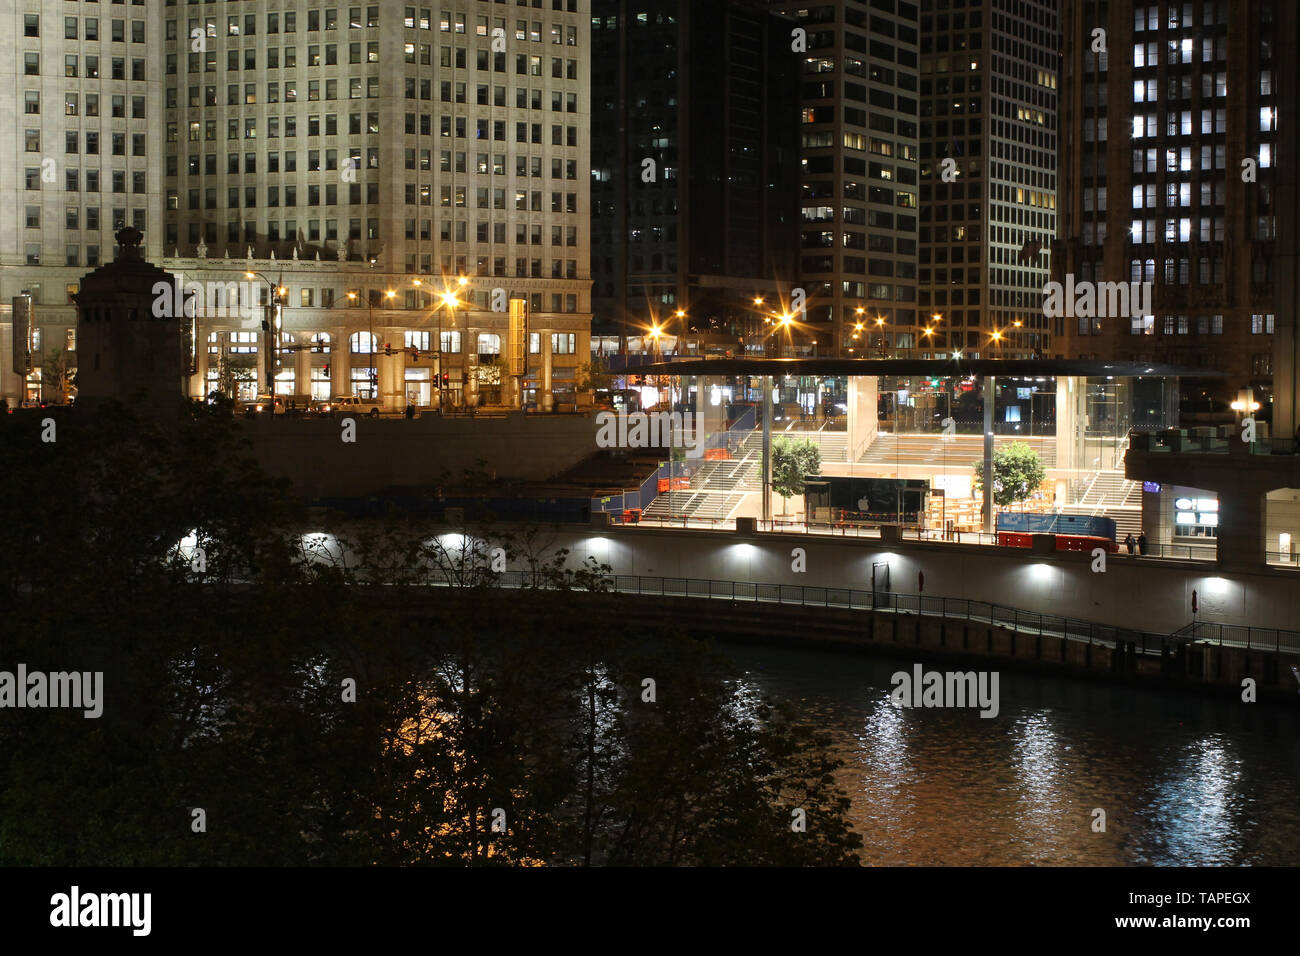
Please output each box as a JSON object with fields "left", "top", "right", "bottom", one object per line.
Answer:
{"left": 982, "top": 375, "right": 995, "bottom": 533}
{"left": 1216, "top": 485, "right": 1265, "bottom": 569}
{"left": 330, "top": 325, "right": 349, "bottom": 397}
{"left": 698, "top": 375, "right": 727, "bottom": 438}
{"left": 377, "top": 350, "right": 402, "bottom": 410}
{"left": 193, "top": 344, "right": 209, "bottom": 400}
{"left": 541, "top": 328, "right": 553, "bottom": 411}
{"left": 294, "top": 339, "right": 311, "bottom": 402}
{"left": 848, "top": 374, "right": 879, "bottom": 461}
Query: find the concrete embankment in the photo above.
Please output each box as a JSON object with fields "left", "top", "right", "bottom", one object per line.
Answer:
{"left": 393, "top": 588, "right": 1300, "bottom": 705}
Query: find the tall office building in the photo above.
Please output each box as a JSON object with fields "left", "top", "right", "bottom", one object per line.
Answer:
{"left": 590, "top": 0, "right": 800, "bottom": 353}
{"left": 2, "top": 1, "right": 593, "bottom": 411}
{"left": 768, "top": 0, "right": 922, "bottom": 357}
{"left": 919, "top": 0, "right": 1058, "bottom": 359}
{"left": 1056, "top": 0, "right": 1283, "bottom": 409}
{"left": 0, "top": 1, "right": 165, "bottom": 401}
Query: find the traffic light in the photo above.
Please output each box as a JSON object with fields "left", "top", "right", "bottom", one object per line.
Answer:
{"left": 384, "top": 343, "right": 393, "bottom": 356}
{"left": 411, "top": 349, "right": 420, "bottom": 361}
{"left": 441, "top": 372, "right": 449, "bottom": 386}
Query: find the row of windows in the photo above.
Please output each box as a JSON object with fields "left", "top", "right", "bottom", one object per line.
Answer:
{"left": 29, "top": 51, "right": 151, "bottom": 76}
{"left": 24, "top": 207, "right": 114, "bottom": 233}
{"left": 58, "top": 15, "right": 144, "bottom": 40}
{"left": 24, "top": 168, "right": 145, "bottom": 194}
{"left": 58, "top": 92, "right": 146, "bottom": 117}
{"left": 1126, "top": 315, "right": 1225, "bottom": 336}
{"left": 23, "top": 7, "right": 145, "bottom": 39}
{"left": 169, "top": 114, "right": 584, "bottom": 152}
{"left": 169, "top": 5, "right": 579, "bottom": 41}
{"left": 22, "top": 59, "right": 147, "bottom": 98}
{"left": 178, "top": 48, "right": 577, "bottom": 77}
{"left": 167, "top": 149, "right": 571, "bottom": 184}
{"left": 26, "top": 130, "right": 146, "bottom": 156}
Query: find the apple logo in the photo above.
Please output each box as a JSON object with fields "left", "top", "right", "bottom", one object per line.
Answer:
{"left": 857, "top": 497, "right": 871, "bottom": 511}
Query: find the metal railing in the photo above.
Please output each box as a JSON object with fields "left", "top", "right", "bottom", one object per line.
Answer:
{"left": 382, "top": 569, "right": 1298, "bottom": 657}
{"left": 612, "top": 517, "right": 1219, "bottom": 562}
{"left": 1170, "top": 621, "right": 1300, "bottom": 655}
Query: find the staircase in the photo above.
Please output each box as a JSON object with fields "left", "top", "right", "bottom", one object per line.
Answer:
{"left": 1057, "top": 469, "right": 1143, "bottom": 538}
{"left": 861, "top": 433, "right": 1058, "bottom": 468}
{"left": 642, "top": 431, "right": 762, "bottom": 521}
{"left": 777, "top": 425, "right": 850, "bottom": 463}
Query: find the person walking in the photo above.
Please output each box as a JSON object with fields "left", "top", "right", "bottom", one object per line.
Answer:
{"left": 1137, "top": 531, "right": 1148, "bottom": 556}
{"left": 404, "top": 402, "right": 415, "bottom": 420}
{"left": 1125, "top": 533, "right": 1137, "bottom": 555}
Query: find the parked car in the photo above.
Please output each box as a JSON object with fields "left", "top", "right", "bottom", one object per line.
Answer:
{"left": 239, "top": 394, "right": 285, "bottom": 416}
{"left": 316, "top": 395, "right": 383, "bottom": 418}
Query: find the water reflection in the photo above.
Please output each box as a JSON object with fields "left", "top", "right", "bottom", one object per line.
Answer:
{"left": 725, "top": 644, "right": 1300, "bottom": 866}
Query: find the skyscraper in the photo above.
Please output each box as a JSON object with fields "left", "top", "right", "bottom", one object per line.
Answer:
{"left": 1055, "top": 0, "right": 1284, "bottom": 412}
{"left": 769, "top": 0, "right": 922, "bottom": 357}
{"left": 920, "top": 0, "right": 1059, "bottom": 359}
{"left": 2, "top": 1, "right": 594, "bottom": 411}
{"left": 590, "top": 0, "right": 800, "bottom": 354}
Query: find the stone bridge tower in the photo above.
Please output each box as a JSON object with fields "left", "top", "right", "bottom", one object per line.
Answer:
{"left": 73, "top": 229, "right": 188, "bottom": 411}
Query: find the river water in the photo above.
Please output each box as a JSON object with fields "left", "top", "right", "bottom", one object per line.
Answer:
{"left": 722, "top": 643, "right": 1300, "bottom": 866}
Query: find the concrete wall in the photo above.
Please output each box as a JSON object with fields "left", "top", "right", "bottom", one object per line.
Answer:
{"left": 1265, "top": 488, "right": 1300, "bottom": 557}
{"left": 243, "top": 412, "right": 598, "bottom": 496}
{"left": 545, "top": 526, "right": 1300, "bottom": 636}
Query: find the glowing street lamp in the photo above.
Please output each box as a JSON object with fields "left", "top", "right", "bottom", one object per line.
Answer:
{"left": 246, "top": 270, "right": 286, "bottom": 409}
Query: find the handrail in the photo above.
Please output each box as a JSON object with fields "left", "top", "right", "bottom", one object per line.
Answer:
{"left": 347, "top": 568, "right": 1300, "bottom": 656}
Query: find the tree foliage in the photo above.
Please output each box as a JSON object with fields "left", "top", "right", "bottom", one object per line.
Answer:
{"left": 972, "top": 440, "right": 1046, "bottom": 509}
{"left": 40, "top": 348, "right": 76, "bottom": 403}
{"left": 772, "top": 436, "right": 822, "bottom": 513}
{"left": 0, "top": 403, "right": 862, "bottom": 866}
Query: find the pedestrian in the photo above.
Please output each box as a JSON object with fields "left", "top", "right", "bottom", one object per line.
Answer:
{"left": 1125, "top": 533, "right": 1136, "bottom": 555}
{"left": 404, "top": 403, "right": 415, "bottom": 420}
{"left": 1137, "top": 531, "right": 1147, "bottom": 556}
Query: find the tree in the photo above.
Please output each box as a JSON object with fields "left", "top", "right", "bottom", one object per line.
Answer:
{"left": 574, "top": 356, "right": 615, "bottom": 394}
{"left": 0, "top": 412, "right": 865, "bottom": 866}
{"left": 41, "top": 348, "right": 76, "bottom": 403}
{"left": 215, "top": 354, "right": 257, "bottom": 400}
{"left": 973, "top": 440, "right": 1046, "bottom": 509}
{"left": 772, "top": 436, "right": 821, "bottom": 515}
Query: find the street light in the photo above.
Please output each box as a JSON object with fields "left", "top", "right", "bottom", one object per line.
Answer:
{"left": 246, "top": 270, "right": 286, "bottom": 414}
{"left": 346, "top": 288, "right": 395, "bottom": 401}
{"left": 437, "top": 290, "right": 462, "bottom": 411}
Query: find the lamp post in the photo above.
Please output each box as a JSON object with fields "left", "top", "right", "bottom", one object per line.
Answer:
{"left": 246, "top": 270, "right": 286, "bottom": 416}
{"left": 414, "top": 275, "right": 467, "bottom": 411}
{"left": 347, "top": 287, "right": 395, "bottom": 400}
{"left": 433, "top": 280, "right": 467, "bottom": 411}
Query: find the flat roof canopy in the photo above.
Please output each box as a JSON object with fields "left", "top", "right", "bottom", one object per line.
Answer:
{"left": 633, "top": 357, "right": 1225, "bottom": 378}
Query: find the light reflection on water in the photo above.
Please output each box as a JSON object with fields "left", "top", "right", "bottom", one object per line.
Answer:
{"left": 724, "top": 644, "right": 1300, "bottom": 866}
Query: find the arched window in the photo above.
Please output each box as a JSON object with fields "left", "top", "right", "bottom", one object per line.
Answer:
{"left": 350, "top": 331, "right": 376, "bottom": 354}
{"left": 311, "top": 332, "right": 331, "bottom": 353}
